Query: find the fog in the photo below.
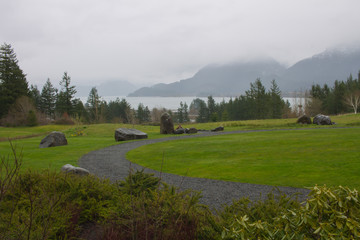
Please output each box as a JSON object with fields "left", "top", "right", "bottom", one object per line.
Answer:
{"left": 1, "top": 0, "right": 360, "bottom": 87}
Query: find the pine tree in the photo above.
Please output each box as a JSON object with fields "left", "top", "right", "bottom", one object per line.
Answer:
{"left": 183, "top": 102, "right": 190, "bottom": 122}
{"left": 0, "top": 43, "right": 29, "bottom": 118}
{"left": 136, "top": 103, "right": 150, "bottom": 123}
{"left": 177, "top": 102, "right": 184, "bottom": 123}
{"left": 269, "top": 79, "right": 284, "bottom": 119}
{"left": 195, "top": 99, "right": 208, "bottom": 123}
{"left": 245, "top": 78, "right": 269, "bottom": 119}
{"left": 86, "top": 87, "right": 101, "bottom": 122}
{"left": 40, "top": 78, "right": 57, "bottom": 119}
{"left": 207, "top": 96, "right": 217, "bottom": 122}
{"left": 56, "top": 72, "right": 76, "bottom": 116}
{"left": 29, "top": 84, "right": 41, "bottom": 110}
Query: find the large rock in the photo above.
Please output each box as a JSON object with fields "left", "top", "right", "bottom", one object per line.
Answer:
{"left": 297, "top": 115, "right": 312, "bottom": 124}
{"left": 186, "top": 127, "right": 198, "bottom": 134}
{"left": 115, "top": 128, "right": 148, "bottom": 141}
{"left": 211, "top": 126, "right": 224, "bottom": 132}
{"left": 313, "top": 114, "right": 333, "bottom": 125}
{"left": 61, "top": 164, "right": 90, "bottom": 176}
{"left": 174, "top": 128, "right": 185, "bottom": 134}
{"left": 160, "top": 112, "right": 174, "bottom": 134}
{"left": 39, "top": 131, "right": 68, "bottom": 148}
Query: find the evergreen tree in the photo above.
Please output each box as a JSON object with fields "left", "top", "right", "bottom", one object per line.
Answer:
{"left": 56, "top": 72, "right": 76, "bottom": 116}
{"left": 86, "top": 87, "right": 101, "bottom": 122}
{"left": 245, "top": 78, "right": 269, "bottom": 119}
{"left": 269, "top": 79, "right": 284, "bottom": 119}
{"left": 0, "top": 43, "right": 29, "bottom": 118}
{"left": 207, "top": 96, "right": 217, "bottom": 122}
{"left": 177, "top": 101, "right": 184, "bottom": 123}
{"left": 73, "top": 99, "right": 88, "bottom": 122}
{"left": 183, "top": 102, "right": 190, "bottom": 122}
{"left": 40, "top": 78, "right": 57, "bottom": 119}
{"left": 195, "top": 99, "right": 208, "bottom": 123}
{"left": 29, "top": 84, "right": 41, "bottom": 110}
{"left": 136, "top": 103, "right": 151, "bottom": 123}
{"left": 107, "top": 98, "right": 132, "bottom": 123}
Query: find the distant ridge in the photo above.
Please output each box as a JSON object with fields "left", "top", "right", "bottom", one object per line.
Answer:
{"left": 128, "top": 48, "right": 360, "bottom": 97}
{"left": 76, "top": 80, "right": 137, "bottom": 97}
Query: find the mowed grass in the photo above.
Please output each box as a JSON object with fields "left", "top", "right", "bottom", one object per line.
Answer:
{"left": 127, "top": 127, "right": 360, "bottom": 189}
{"left": 1, "top": 113, "right": 359, "bottom": 180}
{"left": 0, "top": 124, "right": 162, "bottom": 171}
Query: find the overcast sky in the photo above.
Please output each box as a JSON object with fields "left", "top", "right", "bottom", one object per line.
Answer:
{"left": 1, "top": 0, "right": 360, "bottom": 88}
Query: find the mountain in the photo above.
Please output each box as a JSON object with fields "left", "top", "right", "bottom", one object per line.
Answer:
{"left": 128, "top": 47, "right": 360, "bottom": 97}
{"left": 76, "top": 80, "right": 137, "bottom": 97}
{"left": 129, "top": 59, "right": 286, "bottom": 97}
{"left": 278, "top": 48, "right": 360, "bottom": 91}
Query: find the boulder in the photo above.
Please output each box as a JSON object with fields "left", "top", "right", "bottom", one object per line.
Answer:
{"left": 160, "top": 112, "right": 174, "bottom": 134}
{"left": 61, "top": 164, "right": 90, "bottom": 176}
{"left": 211, "top": 126, "right": 224, "bottom": 132}
{"left": 186, "top": 127, "right": 198, "bottom": 134}
{"left": 174, "top": 128, "right": 185, "bottom": 134}
{"left": 297, "top": 115, "right": 312, "bottom": 124}
{"left": 313, "top": 114, "right": 333, "bottom": 125}
{"left": 115, "top": 128, "right": 148, "bottom": 141}
{"left": 39, "top": 131, "right": 68, "bottom": 148}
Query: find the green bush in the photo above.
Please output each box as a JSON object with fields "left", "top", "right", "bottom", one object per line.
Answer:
{"left": 221, "top": 185, "right": 360, "bottom": 239}
{"left": 1, "top": 145, "right": 360, "bottom": 239}
{"left": 26, "top": 110, "right": 38, "bottom": 126}
{"left": 107, "top": 169, "right": 211, "bottom": 240}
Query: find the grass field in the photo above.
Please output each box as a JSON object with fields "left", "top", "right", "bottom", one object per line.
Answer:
{"left": 0, "top": 124, "right": 162, "bottom": 170}
{"left": 127, "top": 127, "right": 360, "bottom": 189}
{"left": 1, "top": 114, "right": 360, "bottom": 188}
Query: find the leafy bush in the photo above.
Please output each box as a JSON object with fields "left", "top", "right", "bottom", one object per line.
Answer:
{"left": 221, "top": 185, "right": 360, "bottom": 239}
{"left": 107, "top": 174, "right": 210, "bottom": 240}
{"left": 26, "top": 110, "right": 38, "bottom": 126}
{"left": 1, "top": 145, "right": 360, "bottom": 239}
{"left": 118, "top": 169, "right": 161, "bottom": 196}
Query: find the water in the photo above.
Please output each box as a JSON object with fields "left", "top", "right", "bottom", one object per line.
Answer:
{"left": 79, "top": 96, "right": 302, "bottom": 110}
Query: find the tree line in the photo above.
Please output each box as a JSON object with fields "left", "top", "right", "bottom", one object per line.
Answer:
{"left": 1, "top": 42, "right": 359, "bottom": 126}
{"left": 187, "top": 79, "right": 289, "bottom": 123}
{"left": 309, "top": 72, "right": 360, "bottom": 115}
{"left": 0, "top": 43, "right": 161, "bottom": 126}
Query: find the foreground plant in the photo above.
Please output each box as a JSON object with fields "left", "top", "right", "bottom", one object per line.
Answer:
{"left": 1, "top": 145, "right": 359, "bottom": 239}
{"left": 221, "top": 185, "right": 360, "bottom": 239}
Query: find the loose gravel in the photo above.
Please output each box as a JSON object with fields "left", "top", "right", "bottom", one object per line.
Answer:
{"left": 78, "top": 130, "right": 311, "bottom": 210}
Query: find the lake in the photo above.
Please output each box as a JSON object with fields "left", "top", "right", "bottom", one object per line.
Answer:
{"left": 78, "top": 96, "right": 304, "bottom": 110}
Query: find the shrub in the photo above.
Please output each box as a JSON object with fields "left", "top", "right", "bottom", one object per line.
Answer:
{"left": 26, "top": 110, "right": 38, "bottom": 126}
{"left": 1, "top": 146, "right": 360, "bottom": 239}
{"left": 106, "top": 169, "right": 211, "bottom": 240}
{"left": 220, "top": 185, "right": 360, "bottom": 239}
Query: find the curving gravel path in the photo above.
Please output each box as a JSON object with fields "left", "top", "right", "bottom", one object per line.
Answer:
{"left": 79, "top": 129, "right": 311, "bottom": 210}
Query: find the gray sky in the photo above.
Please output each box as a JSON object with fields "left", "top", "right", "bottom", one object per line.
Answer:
{"left": 1, "top": 0, "right": 360, "bottom": 87}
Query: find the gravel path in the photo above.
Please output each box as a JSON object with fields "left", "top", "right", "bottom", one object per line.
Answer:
{"left": 79, "top": 130, "right": 311, "bottom": 210}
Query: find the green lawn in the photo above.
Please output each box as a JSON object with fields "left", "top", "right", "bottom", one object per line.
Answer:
{"left": 1, "top": 114, "right": 360, "bottom": 187}
{"left": 0, "top": 124, "right": 162, "bottom": 170}
{"left": 127, "top": 128, "right": 360, "bottom": 189}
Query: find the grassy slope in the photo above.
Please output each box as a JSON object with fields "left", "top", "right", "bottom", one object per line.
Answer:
{"left": 127, "top": 127, "right": 360, "bottom": 188}
{"left": 0, "top": 124, "right": 161, "bottom": 170}
{"left": 0, "top": 114, "right": 359, "bottom": 183}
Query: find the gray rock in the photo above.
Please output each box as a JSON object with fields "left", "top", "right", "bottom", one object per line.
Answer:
{"left": 313, "top": 114, "right": 333, "bottom": 125}
{"left": 297, "top": 115, "right": 312, "bottom": 124}
{"left": 61, "top": 164, "right": 90, "bottom": 176}
{"left": 174, "top": 128, "right": 185, "bottom": 134}
{"left": 115, "top": 128, "right": 148, "bottom": 141}
{"left": 186, "top": 127, "right": 198, "bottom": 134}
{"left": 39, "top": 131, "right": 68, "bottom": 148}
{"left": 211, "top": 126, "right": 224, "bottom": 132}
{"left": 160, "top": 112, "right": 174, "bottom": 134}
